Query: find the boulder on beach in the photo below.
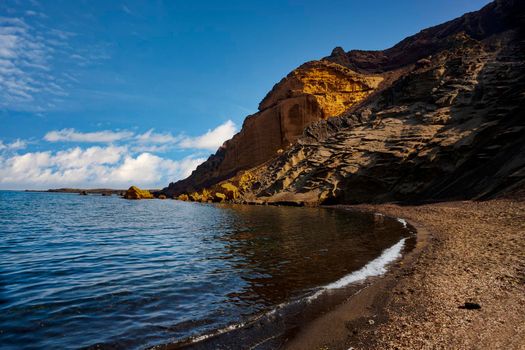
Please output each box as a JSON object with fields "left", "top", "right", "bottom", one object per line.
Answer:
{"left": 123, "top": 186, "right": 154, "bottom": 200}
{"left": 177, "top": 194, "right": 189, "bottom": 201}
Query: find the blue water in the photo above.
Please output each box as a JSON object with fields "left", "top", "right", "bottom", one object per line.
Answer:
{"left": 0, "top": 191, "right": 409, "bottom": 349}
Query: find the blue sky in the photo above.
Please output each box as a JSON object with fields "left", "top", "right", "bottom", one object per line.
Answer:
{"left": 0, "top": 0, "right": 491, "bottom": 189}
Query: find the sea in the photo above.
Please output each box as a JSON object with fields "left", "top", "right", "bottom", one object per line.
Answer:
{"left": 0, "top": 191, "right": 414, "bottom": 349}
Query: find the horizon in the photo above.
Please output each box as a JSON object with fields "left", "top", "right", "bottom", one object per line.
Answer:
{"left": 1, "top": 0, "right": 491, "bottom": 190}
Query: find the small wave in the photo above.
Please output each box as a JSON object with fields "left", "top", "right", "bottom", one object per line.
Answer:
{"left": 307, "top": 236, "right": 406, "bottom": 301}
{"left": 170, "top": 222, "right": 410, "bottom": 348}
{"left": 396, "top": 218, "right": 408, "bottom": 228}
{"left": 175, "top": 236, "right": 408, "bottom": 348}
{"left": 189, "top": 321, "right": 246, "bottom": 343}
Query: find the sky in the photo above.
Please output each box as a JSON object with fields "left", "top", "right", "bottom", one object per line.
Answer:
{"left": 0, "top": 0, "right": 492, "bottom": 190}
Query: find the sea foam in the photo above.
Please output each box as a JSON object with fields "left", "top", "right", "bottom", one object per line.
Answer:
{"left": 306, "top": 235, "right": 407, "bottom": 302}
{"left": 325, "top": 237, "right": 406, "bottom": 289}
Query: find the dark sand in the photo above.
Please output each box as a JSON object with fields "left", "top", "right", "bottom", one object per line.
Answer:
{"left": 284, "top": 200, "right": 525, "bottom": 349}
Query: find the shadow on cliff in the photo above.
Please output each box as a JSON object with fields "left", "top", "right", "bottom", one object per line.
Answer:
{"left": 323, "top": 34, "right": 525, "bottom": 205}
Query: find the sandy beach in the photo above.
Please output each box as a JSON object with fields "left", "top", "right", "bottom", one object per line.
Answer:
{"left": 284, "top": 199, "right": 525, "bottom": 349}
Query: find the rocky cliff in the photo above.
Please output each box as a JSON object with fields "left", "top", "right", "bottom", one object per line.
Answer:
{"left": 163, "top": 62, "right": 382, "bottom": 196}
{"left": 163, "top": 0, "right": 525, "bottom": 205}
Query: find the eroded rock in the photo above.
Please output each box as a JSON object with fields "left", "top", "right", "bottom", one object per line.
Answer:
{"left": 124, "top": 186, "right": 154, "bottom": 200}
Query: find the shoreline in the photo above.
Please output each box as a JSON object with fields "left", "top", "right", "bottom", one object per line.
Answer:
{"left": 156, "top": 208, "right": 415, "bottom": 350}
{"left": 283, "top": 199, "right": 525, "bottom": 349}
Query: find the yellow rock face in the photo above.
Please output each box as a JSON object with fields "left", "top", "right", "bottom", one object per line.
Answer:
{"left": 200, "top": 189, "right": 212, "bottom": 202}
{"left": 177, "top": 194, "right": 189, "bottom": 201}
{"left": 220, "top": 183, "right": 239, "bottom": 200}
{"left": 163, "top": 61, "right": 383, "bottom": 199}
{"left": 294, "top": 66, "right": 381, "bottom": 117}
{"left": 214, "top": 192, "right": 226, "bottom": 202}
{"left": 238, "top": 171, "right": 255, "bottom": 192}
{"left": 123, "top": 186, "right": 154, "bottom": 200}
{"left": 189, "top": 192, "right": 201, "bottom": 201}
{"left": 259, "top": 61, "right": 383, "bottom": 119}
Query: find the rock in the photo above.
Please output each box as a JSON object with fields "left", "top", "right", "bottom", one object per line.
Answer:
{"left": 158, "top": 194, "right": 167, "bottom": 199}
{"left": 79, "top": 191, "right": 88, "bottom": 196}
{"left": 220, "top": 183, "right": 240, "bottom": 200}
{"left": 323, "top": 0, "right": 525, "bottom": 73}
{"left": 200, "top": 189, "right": 212, "bottom": 202}
{"left": 161, "top": 0, "right": 525, "bottom": 204}
{"left": 214, "top": 192, "right": 226, "bottom": 202}
{"left": 459, "top": 302, "right": 481, "bottom": 310}
{"left": 238, "top": 171, "right": 255, "bottom": 192}
{"left": 177, "top": 194, "right": 189, "bottom": 201}
{"left": 162, "top": 61, "right": 382, "bottom": 197}
{"left": 189, "top": 192, "right": 201, "bottom": 202}
{"left": 123, "top": 186, "right": 154, "bottom": 200}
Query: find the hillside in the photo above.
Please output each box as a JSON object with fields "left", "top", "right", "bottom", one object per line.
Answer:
{"left": 162, "top": 0, "right": 525, "bottom": 205}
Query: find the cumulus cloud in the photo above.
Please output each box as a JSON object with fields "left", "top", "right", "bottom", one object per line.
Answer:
{"left": 44, "top": 128, "right": 134, "bottom": 143}
{"left": 0, "top": 120, "right": 238, "bottom": 189}
{"left": 179, "top": 120, "right": 237, "bottom": 150}
{"left": 43, "top": 120, "right": 238, "bottom": 152}
{"left": 0, "top": 145, "right": 205, "bottom": 190}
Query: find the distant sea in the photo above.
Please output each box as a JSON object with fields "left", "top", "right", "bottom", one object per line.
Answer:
{"left": 0, "top": 191, "right": 412, "bottom": 349}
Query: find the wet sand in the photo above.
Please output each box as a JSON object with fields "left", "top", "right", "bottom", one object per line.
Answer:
{"left": 284, "top": 200, "right": 525, "bottom": 349}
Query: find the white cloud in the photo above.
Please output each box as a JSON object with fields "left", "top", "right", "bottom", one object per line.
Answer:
{"left": 0, "top": 16, "right": 60, "bottom": 110}
{"left": 0, "top": 120, "right": 239, "bottom": 189}
{"left": 179, "top": 120, "right": 237, "bottom": 150}
{"left": 0, "top": 138, "right": 27, "bottom": 150}
{"left": 43, "top": 120, "right": 238, "bottom": 152}
{"left": 0, "top": 145, "right": 205, "bottom": 190}
{"left": 135, "top": 129, "right": 179, "bottom": 144}
{"left": 107, "top": 153, "right": 204, "bottom": 185}
{"left": 44, "top": 128, "right": 134, "bottom": 143}
{"left": 0, "top": 12, "right": 109, "bottom": 111}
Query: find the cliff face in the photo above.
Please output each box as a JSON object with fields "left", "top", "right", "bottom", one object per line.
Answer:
{"left": 245, "top": 32, "right": 525, "bottom": 204}
{"left": 324, "top": 0, "right": 524, "bottom": 73}
{"left": 164, "top": 0, "right": 525, "bottom": 204}
{"left": 163, "top": 61, "right": 382, "bottom": 196}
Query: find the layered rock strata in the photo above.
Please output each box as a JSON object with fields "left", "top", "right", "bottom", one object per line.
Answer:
{"left": 163, "top": 62, "right": 382, "bottom": 196}
{"left": 245, "top": 32, "right": 525, "bottom": 204}
{"left": 164, "top": 0, "right": 525, "bottom": 205}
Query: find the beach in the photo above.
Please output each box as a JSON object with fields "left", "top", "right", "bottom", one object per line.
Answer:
{"left": 285, "top": 199, "right": 525, "bottom": 349}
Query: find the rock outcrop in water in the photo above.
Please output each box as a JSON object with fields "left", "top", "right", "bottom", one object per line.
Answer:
{"left": 163, "top": 0, "right": 525, "bottom": 205}
{"left": 124, "top": 186, "right": 154, "bottom": 200}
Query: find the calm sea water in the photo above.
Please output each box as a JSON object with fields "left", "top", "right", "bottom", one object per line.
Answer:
{"left": 0, "top": 191, "right": 410, "bottom": 349}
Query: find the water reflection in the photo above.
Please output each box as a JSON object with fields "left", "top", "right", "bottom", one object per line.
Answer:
{"left": 0, "top": 192, "right": 409, "bottom": 350}
{"left": 214, "top": 205, "right": 407, "bottom": 309}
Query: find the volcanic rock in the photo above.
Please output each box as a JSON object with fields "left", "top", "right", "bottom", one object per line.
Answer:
{"left": 124, "top": 186, "right": 154, "bottom": 200}
{"left": 163, "top": 0, "right": 525, "bottom": 205}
